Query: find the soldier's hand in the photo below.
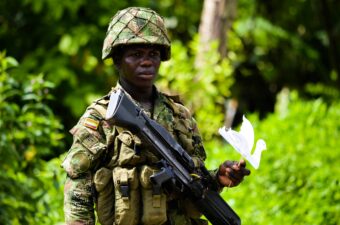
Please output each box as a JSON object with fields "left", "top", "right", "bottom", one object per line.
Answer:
{"left": 218, "top": 159, "right": 250, "bottom": 187}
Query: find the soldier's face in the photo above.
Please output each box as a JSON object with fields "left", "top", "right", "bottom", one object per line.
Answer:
{"left": 118, "top": 44, "right": 161, "bottom": 90}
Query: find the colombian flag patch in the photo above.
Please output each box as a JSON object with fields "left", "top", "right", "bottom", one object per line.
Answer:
{"left": 84, "top": 118, "right": 100, "bottom": 130}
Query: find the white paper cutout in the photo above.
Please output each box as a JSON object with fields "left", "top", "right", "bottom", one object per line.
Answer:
{"left": 219, "top": 115, "right": 267, "bottom": 169}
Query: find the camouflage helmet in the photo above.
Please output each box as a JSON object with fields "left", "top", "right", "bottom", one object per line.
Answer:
{"left": 102, "top": 7, "right": 171, "bottom": 61}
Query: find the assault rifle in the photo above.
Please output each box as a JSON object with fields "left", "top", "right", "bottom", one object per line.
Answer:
{"left": 105, "top": 89, "right": 241, "bottom": 225}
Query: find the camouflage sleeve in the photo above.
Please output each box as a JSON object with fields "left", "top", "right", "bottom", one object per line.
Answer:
{"left": 189, "top": 116, "right": 207, "bottom": 161}
{"left": 169, "top": 99, "right": 207, "bottom": 161}
{"left": 190, "top": 116, "right": 223, "bottom": 191}
{"left": 64, "top": 173, "right": 95, "bottom": 225}
{"left": 62, "top": 107, "right": 111, "bottom": 225}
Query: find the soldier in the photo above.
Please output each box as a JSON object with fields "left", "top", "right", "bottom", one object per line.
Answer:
{"left": 62, "top": 7, "right": 250, "bottom": 225}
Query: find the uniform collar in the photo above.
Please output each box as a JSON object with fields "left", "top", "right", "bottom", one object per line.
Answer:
{"left": 112, "top": 82, "right": 166, "bottom": 119}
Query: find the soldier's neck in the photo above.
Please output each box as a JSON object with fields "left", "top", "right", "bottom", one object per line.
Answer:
{"left": 119, "top": 80, "right": 155, "bottom": 105}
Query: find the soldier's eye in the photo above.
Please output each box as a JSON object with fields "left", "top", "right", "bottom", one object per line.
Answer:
{"left": 150, "top": 51, "right": 160, "bottom": 58}
{"left": 132, "top": 52, "right": 142, "bottom": 57}
{"left": 126, "top": 50, "right": 141, "bottom": 58}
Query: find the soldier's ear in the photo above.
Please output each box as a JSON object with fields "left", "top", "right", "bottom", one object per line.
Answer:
{"left": 112, "top": 55, "right": 122, "bottom": 69}
{"left": 112, "top": 47, "right": 124, "bottom": 69}
{"left": 113, "top": 57, "right": 119, "bottom": 68}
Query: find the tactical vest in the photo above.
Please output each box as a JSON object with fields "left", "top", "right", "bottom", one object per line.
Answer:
{"left": 87, "top": 92, "right": 206, "bottom": 225}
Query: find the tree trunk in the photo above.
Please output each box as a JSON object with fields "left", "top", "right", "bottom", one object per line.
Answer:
{"left": 197, "top": 0, "right": 237, "bottom": 63}
{"left": 197, "top": 0, "right": 239, "bottom": 126}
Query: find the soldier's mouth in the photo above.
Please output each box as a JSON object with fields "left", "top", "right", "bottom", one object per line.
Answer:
{"left": 137, "top": 75, "right": 154, "bottom": 81}
{"left": 137, "top": 72, "right": 155, "bottom": 78}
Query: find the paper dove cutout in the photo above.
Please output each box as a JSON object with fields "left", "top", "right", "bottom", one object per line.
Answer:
{"left": 219, "top": 115, "right": 267, "bottom": 169}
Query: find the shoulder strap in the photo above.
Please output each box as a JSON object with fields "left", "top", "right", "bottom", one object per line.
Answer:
{"left": 161, "top": 92, "right": 192, "bottom": 119}
{"left": 88, "top": 94, "right": 110, "bottom": 119}
{"left": 162, "top": 92, "right": 183, "bottom": 104}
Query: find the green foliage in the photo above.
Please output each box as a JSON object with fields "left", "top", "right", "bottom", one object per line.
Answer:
{"left": 206, "top": 91, "right": 340, "bottom": 225}
{"left": 0, "top": 0, "right": 204, "bottom": 137}
{"left": 34, "top": 154, "right": 66, "bottom": 225}
{"left": 225, "top": 0, "right": 340, "bottom": 116}
{"left": 1, "top": 0, "right": 339, "bottom": 137}
{"left": 0, "top": 53, "right": 65, "bottom": 224}
{"left": 1, "top": 0, "right": 340, "bottom": 224}
{"left": 158, "top": 39, "right": 234, "bottom": 140}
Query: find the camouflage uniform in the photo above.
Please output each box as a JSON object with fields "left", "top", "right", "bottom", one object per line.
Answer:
{"left": 63, "top": 85, "right": 217, "bottom": 225}
{"left": 62, "top": 7, "right": 219, "bottom": 225}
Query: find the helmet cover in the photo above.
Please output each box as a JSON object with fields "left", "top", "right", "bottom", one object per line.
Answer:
{"left": 102, "top": 7, "right": 171, "bottom": 61}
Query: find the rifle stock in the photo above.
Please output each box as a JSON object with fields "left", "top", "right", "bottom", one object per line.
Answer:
{"left": 106, "top": 89, "right": 241, "bottom": 225}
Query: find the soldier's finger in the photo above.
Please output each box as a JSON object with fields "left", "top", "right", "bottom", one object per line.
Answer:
{"left": 240, "top": 167, "right": 251, "bottom": 176}
{"left": 223, "top": 160, "right": 238, "bottom": 168}
{"left": 226, "top": 167, "right": 244, "bottom": 181}
{"left": 239, "top": 159, "right": 247, "bottom": 167}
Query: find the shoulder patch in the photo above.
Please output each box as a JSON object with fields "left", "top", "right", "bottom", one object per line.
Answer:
{"left": 84, "top": 117, "right": 100, "bottom": 130}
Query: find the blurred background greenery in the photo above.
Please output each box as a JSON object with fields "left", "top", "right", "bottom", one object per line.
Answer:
{"left": 0, "top": 0, "right": 339, "bottom": 224}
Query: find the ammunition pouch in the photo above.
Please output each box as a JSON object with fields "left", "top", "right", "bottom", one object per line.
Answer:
{"left": 140, "top": 165, "right": 167, "bottom": 225}
{"left": 94, "top": 167, "right": 115, "bottom": 225}
{"left": 113, "top": 167, "right": 139, "bottom": 225}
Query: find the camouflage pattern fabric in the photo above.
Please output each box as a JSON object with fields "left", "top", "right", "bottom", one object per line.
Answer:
{"left": 64, "top": 173, "right": 95, "bottom": 225}
{"left": 102, "top": 7, "right": 171, "bottom": 61}
{"left": 62, "top": 85, "right": 216, "bottom": 225}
